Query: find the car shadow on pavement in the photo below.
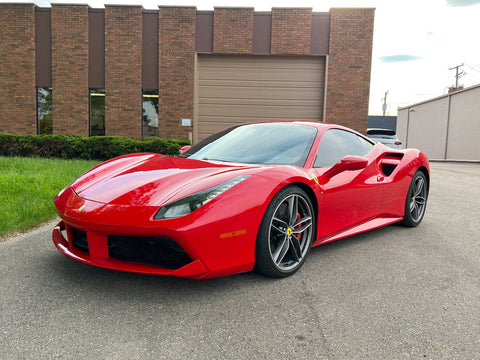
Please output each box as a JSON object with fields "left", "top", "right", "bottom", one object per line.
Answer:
{"left": 44, "top": 223, "right": 404, "bottom": 297}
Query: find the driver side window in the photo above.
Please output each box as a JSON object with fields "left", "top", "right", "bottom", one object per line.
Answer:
{"left": 314, "top": 129, "right": 373, "bottom": 168}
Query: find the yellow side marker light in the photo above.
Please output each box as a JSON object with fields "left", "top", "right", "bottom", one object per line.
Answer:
{"left": 220, "top": 229, "right": 248, "bottom": 239}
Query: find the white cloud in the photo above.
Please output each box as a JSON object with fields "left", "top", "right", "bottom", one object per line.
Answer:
{"left": 446, "top": 0, "right": 480, "bottom": 7}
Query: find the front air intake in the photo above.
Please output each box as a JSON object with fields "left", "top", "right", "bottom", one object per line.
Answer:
{"left": 71, "top": 228, "right": 89, "bottom": 254}
{"left": 108, "top": 236, "right": 193, "bottom": 269}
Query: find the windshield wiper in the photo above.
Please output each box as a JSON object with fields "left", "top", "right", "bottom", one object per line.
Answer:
{"left": 202, "top": 157, "right": 228, "bottom": 162}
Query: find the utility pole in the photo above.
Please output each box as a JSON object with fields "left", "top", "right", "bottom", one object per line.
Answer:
{"left": 382, "top": 91, "right": 388, "bottom": 116}
{"left": 449, "top": 64, "right": 464, "bottom": 90}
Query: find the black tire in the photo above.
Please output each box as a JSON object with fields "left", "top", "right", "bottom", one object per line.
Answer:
{"left": 255, "top": 186, "right": 315, "bottom": 278}
{"left": 400, "top": 170, "right": 428, "bottom": 227}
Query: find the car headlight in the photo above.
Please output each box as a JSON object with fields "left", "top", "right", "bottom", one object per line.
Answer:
{"left": 154, "top": 175, "right": 250, "bottom": 220}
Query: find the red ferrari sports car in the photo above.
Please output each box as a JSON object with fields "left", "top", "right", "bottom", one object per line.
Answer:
{"left": 53, "top": 121, "right": 429, "bottom": 279}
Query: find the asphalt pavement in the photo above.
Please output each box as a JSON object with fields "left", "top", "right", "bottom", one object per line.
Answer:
{"left": 1, "top": 161, "right": 479, "bottom": 359}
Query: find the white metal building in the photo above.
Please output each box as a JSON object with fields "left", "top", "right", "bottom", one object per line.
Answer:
{"left": 397, "top": 84, "right": 480, "bottom": 162}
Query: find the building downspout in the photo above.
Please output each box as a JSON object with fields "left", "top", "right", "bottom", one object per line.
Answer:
{"left": 444, "top": 93, "right": 452, "bottom": 160}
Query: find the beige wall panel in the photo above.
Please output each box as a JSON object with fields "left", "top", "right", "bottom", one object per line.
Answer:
{"left": 199, "top": 105, "right": 321, "bottom": 117}
{"left": 200, "top": 99, "right": 319, "bottom": 106}
{"left": 396, "top": 110, "right": 408, "bottom": 145}
{"left": 447, "top": 86, "right": 480, "bottom": 161}
{"left": 406, "top": 100, "right": 449, "bottom": 160}
{"left": 199, "top": 68, "right": 322, "bottom": 81}
{"left": 199, "top": 80, "right": 321, "bottom": 88}
{"left": 197, "top": 55, "right": 325, "bottom": 141}
{"left": 199, "top": 87, "right": 320, "bottom": 100}
{"left": 199, "top": 56, "right": 322, "bottom": 67}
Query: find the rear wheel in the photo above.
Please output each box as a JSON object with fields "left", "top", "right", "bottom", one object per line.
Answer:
{"left": 400, "top": 170, "right": 428, "bottom": 227}
{"left": 255, "top": 186, "right": 315, "bottom": 278}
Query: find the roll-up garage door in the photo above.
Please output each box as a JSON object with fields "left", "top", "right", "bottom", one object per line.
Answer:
{"left": 196, "top": 55, "right": 326, "bottom": 142}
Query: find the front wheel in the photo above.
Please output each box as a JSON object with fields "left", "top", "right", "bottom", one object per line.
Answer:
{"left": 255, "top": 186, "right": 315, "bottom": 278}
{"left": 400, "top": 170, "right": 428, "bottom": 227}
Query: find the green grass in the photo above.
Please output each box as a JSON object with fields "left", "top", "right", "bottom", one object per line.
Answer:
{"left": 0, "top": 156, "right": 100, "bottom": 238}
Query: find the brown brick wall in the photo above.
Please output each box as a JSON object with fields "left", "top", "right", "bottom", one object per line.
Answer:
{"left": 213, "top": 8, "right": 253, "bottom": 54}
{"left": 51, "top": 5, "right": 89, "bottom": 135}
{"left": 271, "top": 8, "right": 311, "bottom": 55}
{"left": 0, "top": 4, "right": 36, "bottom": 134}
{"left": 326, "top": 8, "right": 375, "bottom": 133}
{"left": 158, "top": 7, "right": 196, "bottom": 139}
{"left": 0, "top": 5, "right": 375, "bottom": 139}
{"left": 105, "top": 6, "right": 142, "bottom": 139}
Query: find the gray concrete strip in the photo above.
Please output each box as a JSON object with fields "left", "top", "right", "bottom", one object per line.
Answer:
{"left": 0, "top": 219, "right": 60, "bottom": 244}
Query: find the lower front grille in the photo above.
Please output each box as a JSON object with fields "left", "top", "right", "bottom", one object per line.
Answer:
{"left": 72, "top": 228, "right": 89, "bottom": 254}
{"left": 108, "top": 236, "right": 193, "bottom": 270}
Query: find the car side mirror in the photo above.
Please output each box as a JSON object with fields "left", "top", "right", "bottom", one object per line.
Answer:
{"left": 322, "top": 155, "right": 368, "bottom": 180}
{"left": 179, "top": 145, "right": 192, "bottom": 155}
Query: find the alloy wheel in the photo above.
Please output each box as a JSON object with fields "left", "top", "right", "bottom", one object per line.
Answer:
{"left": 409, "top": 174, "right": 427, "bottom": 222}
{"left": 268, "top": 194, "right": 313, "bottom": 271}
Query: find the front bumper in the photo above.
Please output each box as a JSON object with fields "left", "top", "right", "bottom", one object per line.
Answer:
{"left": 52, "top": 186, "right": 260, "bottom": 279}
{"left": 52, "top": 221, "right": 209, "bottom": 277}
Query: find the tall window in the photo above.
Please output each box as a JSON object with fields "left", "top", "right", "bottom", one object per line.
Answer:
{"left": 142, "top": 90, "right": 159, "bottom": 137}
{"left": 37, "top": 87, "right": 52, "bottom": 135}
{"left": 90, "top": 89, "right": 105, "bottom": 136}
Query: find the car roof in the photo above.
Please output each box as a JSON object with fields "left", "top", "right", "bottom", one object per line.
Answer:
{"left": 246, "top": 120, "right": 375, "bottom": 143}
{"left": 249, "top": 120, "right": 355, "bottom": 132}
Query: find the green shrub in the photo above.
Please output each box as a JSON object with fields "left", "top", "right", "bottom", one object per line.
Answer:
{"left": 0, "top": 133, "right": 190, "bottom": 161}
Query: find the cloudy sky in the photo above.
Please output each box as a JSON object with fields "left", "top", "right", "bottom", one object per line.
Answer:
{"left": 5, "top": 0, "right": 480, "bottom": 115}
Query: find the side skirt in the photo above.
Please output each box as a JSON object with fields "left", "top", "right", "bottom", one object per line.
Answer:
{"left": 312, "top": 216, "right": 403, "bottom": 247}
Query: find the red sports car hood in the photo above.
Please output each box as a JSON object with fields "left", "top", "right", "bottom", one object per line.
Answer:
{"left": 71, "top": 153, "right": 258, "bottom": 206}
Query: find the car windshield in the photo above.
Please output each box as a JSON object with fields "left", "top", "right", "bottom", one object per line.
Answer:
{"left": 180, "top": 123, "right": 317, "bottom": 166}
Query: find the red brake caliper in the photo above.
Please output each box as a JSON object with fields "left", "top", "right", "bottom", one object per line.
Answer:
{"left": 295, "top": 212, "right": 302, "bottom": 243}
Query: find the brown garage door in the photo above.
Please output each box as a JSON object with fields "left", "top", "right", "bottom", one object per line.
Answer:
{"left": 195, "top": 55, "right": 326, "bottom": 142}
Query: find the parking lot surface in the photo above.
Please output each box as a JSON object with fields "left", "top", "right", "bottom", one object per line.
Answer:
{"left": 1, "top": 162, "right": 479, "bottom": 359}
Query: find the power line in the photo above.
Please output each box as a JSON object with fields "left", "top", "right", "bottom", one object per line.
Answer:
{"left": 464, "top": 72, "right": 480, "bottom": 83}
{"left": 464, "top": 63, "right": 480, "bottom": 74}
{"left": 463, "top": 65, "right": 480, "bottom": 84}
